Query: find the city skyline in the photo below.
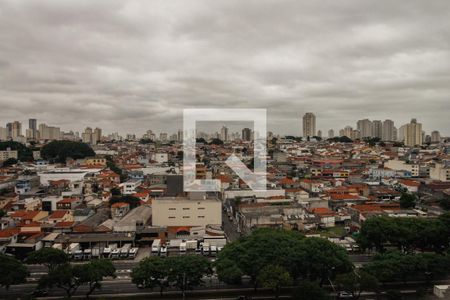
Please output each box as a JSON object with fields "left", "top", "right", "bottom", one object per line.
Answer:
{"left": 0, "top": 115, "right": 445, "bottom": 144}
{"left": 1, "top": 1, "right": 450, "bottom": 135}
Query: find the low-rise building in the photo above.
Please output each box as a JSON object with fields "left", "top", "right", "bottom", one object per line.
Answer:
{"left": 152, "top": 196, "right": 221, "bottom": 228}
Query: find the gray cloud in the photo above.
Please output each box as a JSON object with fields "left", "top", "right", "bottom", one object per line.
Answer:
{"left": 0, "top": 0, "right": 450, "bottom": 136}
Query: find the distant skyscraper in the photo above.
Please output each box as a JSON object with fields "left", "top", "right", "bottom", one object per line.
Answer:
{"left": 317, "top": 130, "right": 322, "bottom": 138}
{"left": 220, "top": 126, "right": 229, "bottom": 141}
{"left": 82, "top": 127, "right": 93, "bottom": 144}
{"left": 328, "top": 129, "right": 334, "bottom": 139}
{"left": 372, "top": 120, "right": 382, "bottom": 139}
{"left": 29, "top": 118, "right": 37, "bottom": 139}
{"left": 6, "top": 123, "right": 12, "bottom": 139}
{"left": 93, "top": 127, "right": 102, "bottom": 144}
{"left": 302, "top": 112, "right": 316, "bottom": 137}
{"left": 242, "top": 128, "right": 252, "bottom": 141}
{"left": 431, "top": 130, "right": 441, "bottom": 143}
{"left": 11, "top": 121, "right": 22, "bottom": 139}
{"left": 160, "top": 132, "right": 168, "bottom": 141}
{"left": 404, "top": 118, "right": 423, "bottom": 147}
{"left": 0, "top": 127, "right": 7, "bottom": 141}
{"left": 39, "top": 123, "right": 61, "bottom": 140}
{"left": 382, "top": 119, "right": 395, "bottom": 141}
{"left": 357, "top": 119, "right": 372, "bottom": 138}
{"left": 343, "top": 126, "right": 353, "bottom": 138}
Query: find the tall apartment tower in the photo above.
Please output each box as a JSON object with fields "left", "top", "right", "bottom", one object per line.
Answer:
{"left": 317, "top": 130, "right": 322, "bottom": 138}
{"left": 38, "top": 123, "right": 61, "bottom": 140}
{"left": 82, "top": 127, "right": 93, "bottom": 144}
{"left": 431, "top": 131, "right": 441, "bottom": 143}
{"left": 302, "top": 112, "right": 316, "bottom": 138}
{"left": 382, "top": 119, "right": 395, "bottom": 141}
{"left": 11, "top": 121, "right": 22, "bottom": 139}
{"left": 343, "top": 126, "right": 353, "bottom": 138}
{"left": 328, "top": 129, "right": 334, "bottom": 139}
{"left": 357, "top": 119, "right": 373, "bottom": 138}
{"left": 242, "top": 128, "right": 252, "bottom": 141}
{"left": 93, "top": 127, "right": 102, "bottom": 144}
{"left": 220, "top": 126, "right": 229, "bottom": 141}
{"left": 28, "top": 119, "right": 37, "bottom": 139}
{"left": 372, "top": 120, "right": 382, "bottom": 139}
{"left": 404, "top": 118, "right": 423, "bottom": 147}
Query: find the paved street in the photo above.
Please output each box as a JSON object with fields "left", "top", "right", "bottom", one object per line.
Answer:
{"left": 222, "top": 206, "right": 241, "bottom": 242}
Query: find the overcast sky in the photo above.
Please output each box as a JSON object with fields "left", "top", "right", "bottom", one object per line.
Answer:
{"left": 0, "top": 0, "right": 449, "bottom": 136}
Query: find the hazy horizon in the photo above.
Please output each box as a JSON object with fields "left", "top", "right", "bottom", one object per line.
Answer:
{"left": 1, "top": 1, "right": 450, "bottom": 136}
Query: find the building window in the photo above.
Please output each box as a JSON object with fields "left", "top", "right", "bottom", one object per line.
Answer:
{"left": 198, "top": 216, "right": 205, "bottom": 218}
{"left": 183, "top": 208, "right": 190, "bottom": 210}
{"left": 169, "top": 208, "right": 176, "bottom": 210}
{"left": 198, "top": 207, "right": 205, "bottom": 210}
{"left": 182, "top": 216, "right": 190, "bottom": 218}
{"left": 169, "top": 216, "right": 175, "bottom": 219}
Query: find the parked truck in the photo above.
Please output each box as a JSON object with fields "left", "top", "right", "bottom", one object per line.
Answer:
{"left": 73, "top": 249, "right": 84, "bottom": 260}
{"left": 103, "top": 243, "right": 117, "bottom": 258}
{"left": 203, "top": 236, "right": 227, "bottom": 248}
{"left": 202, "top": 242, "right": 210, "bottom": 256}
{"left": 179, "top": 241, "right": 187, "bottom": 254}
{"left": 186, "top": 240, "right": 197, "bottom": 251}
{"left": 129, "top": 247, "right": 138, "bottom": 259}
{"left": 110, "top": 248, "right": 120, "bottom": 260}
{"left": 67, "top": 243, "right": 80, "bottom": 258}
{"left": 120, "top": 243, "right": 132, "bottom": 258}
{"left": 151, "top": 239, "right": 161, "bottom": 254}
{"left": 91, "top": 247, "right": 102, "bottom": 258}
{"left": 83, "top": 248, "right": 92, "bottom": 260}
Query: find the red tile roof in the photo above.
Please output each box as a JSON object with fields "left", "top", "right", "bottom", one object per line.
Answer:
{"left": 399, "top": 179, "right": 421, "bottom": 187}
{"left": 10, "top": 210, "right": 40, "bottom": 220}
{"left": 329, "top": 193, "right": 361, "bottom": 201}
{"left": 49, "top": 210, "right": 70, "bottom": 219}
{"left": 312, "top": 208, "right": 336, "bottom": 217}
{"left": 0, "top": 228, "right": 20, "bottom": 238}
{"left": 54, "top": 221, "right": 75, "bottom": 228}
{"left": 111, "top": 202, "right": 129, "bottom": 208}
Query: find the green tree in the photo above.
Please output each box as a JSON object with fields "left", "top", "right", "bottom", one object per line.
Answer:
{"left": 38, "top": 260, "right": 115, "bottom": 299}
{"left": 440, "top": 197, "right": 450, "bottom": 210}
{"left": 0, "top": 141, "right": 34, "bottom": 161}
{"left": 26, "top": 248, "right": 69, "bottom": 273}
{"left": 335, "top": 270, "right": 379, "bottom": 299}
{"left": 358, "top": 216, "right": 450, "bottom": 253}
{"left": 106, "top": 156, "right": 126, "bottom": 182}
{"left": 217, "top": 228, "right": 305, "bottom": 289}
{"left": 132, "top": 256, "right": 169, "bottom": 296}
{"left": 111, "top": 187, "right": 121, "bottom": 196}
{"left": 399, "top": 192, "right": 416, "bottom": 209}
{"left": 38, "top": 263, "right": 80, "bottom": 298}
{"left": 292, "top": 280, "right": 329, "bottom": 300}
{"left": 363, "top": 251, "right": 450, "bottom": 284}
{"left": 2, "top": 157, "right": 18, "bottom": 166}
{"left": 296, "top": 237, "right": 353, "bottom": 285}
{"left": 216, "top": 229, "right": 352, "bottom": 289}
{"left": 166, "top": 255, "right": 211, "bottom": 297}
{"left": 209, "top": 138, "right": 224, "bottom": 145}
{"left": 0, "top": 254, "right": 28, "bottom": 290}
{"left": 77, "top": 259, "right": 116, "bottom": 298}
{"left": 257, "top": 265, "right": 292, "bottom": 299}
{"left": 41, "top": 140, "right": 95, "bottom": 163}
{"left": 215, "top": 258, "right": 243, "bottom": 285}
